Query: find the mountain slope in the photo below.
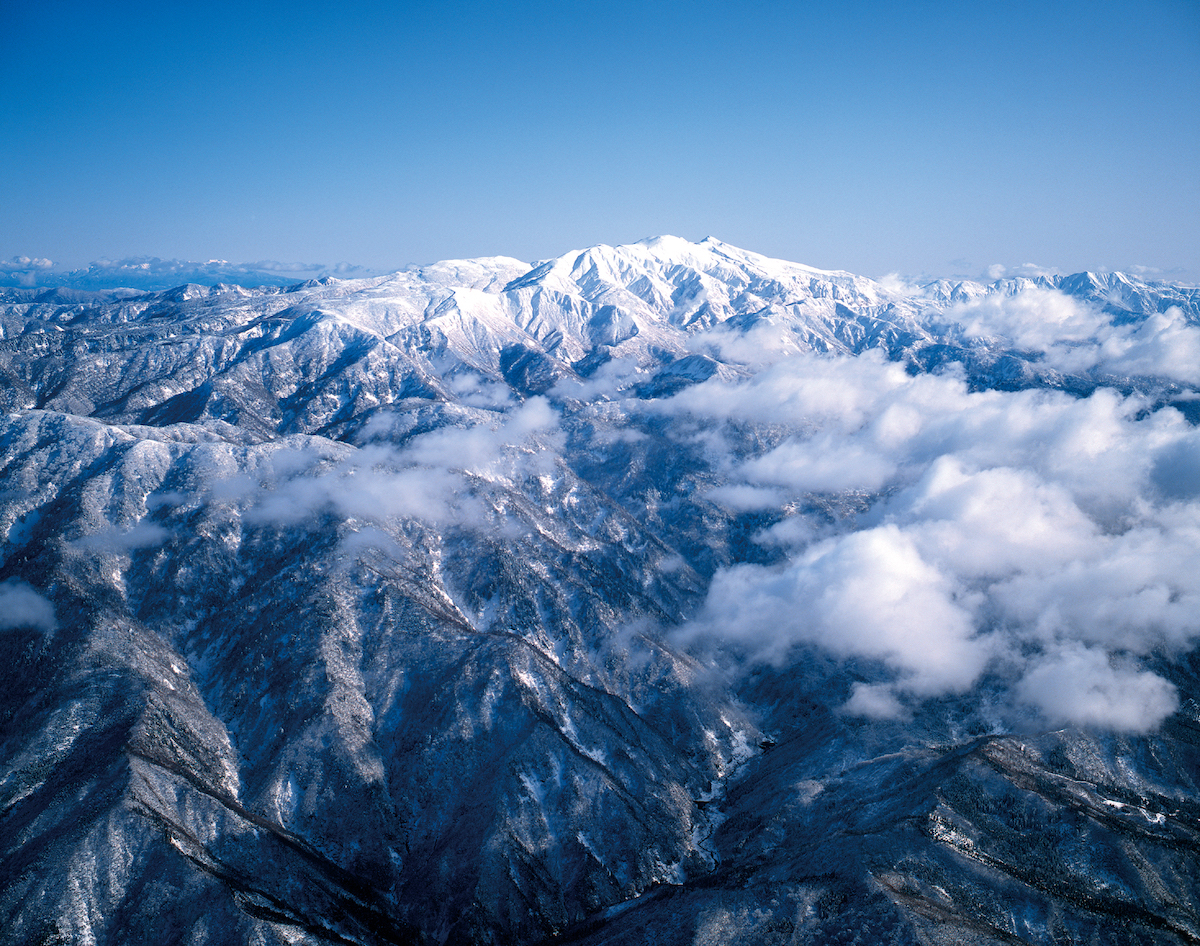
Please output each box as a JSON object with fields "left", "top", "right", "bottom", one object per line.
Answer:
{"left": 1, "top": 237, "right": 1199, "bottom": 945}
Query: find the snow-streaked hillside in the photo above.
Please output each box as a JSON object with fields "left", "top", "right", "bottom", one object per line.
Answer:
{"left": 2, "top": 237, "right": 1200, "bottom": 946}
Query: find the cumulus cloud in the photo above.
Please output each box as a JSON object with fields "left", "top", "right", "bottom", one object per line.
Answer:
{"left": 1095, "top": 307, "right": 1200, "bottom": 384}
{"left": 662, "top": 348, "right": 915, "bottom": 430}
{"left": 1150, "top": 431, "right": 1200, "bottom": 501}
{"left": 550, "top": 356, "right": 649, "bottom": 400}
{"left": 329, "top": 262, "right": 375, "bottom": 276}
{"left": 85, "top": 256, "right": 270, "bottom": 284}
{"left": 1015, "top": 644, "right": 1177, "bottom": 734}
{"left": 738, "top": 435, "right": 898, "bottom": 495}
{"left": 0, "top": 256, "right": 54, "bottom": 272}
{"left": 87, "top": 256, "right": 323, "bottom": 277}
{"left": 876, "top": 273, "right": 923, "bottom": 297}
{"left": 956, "top": 287, "right": 1107, "bottom": 352}
{"left": 242, "top": 260, "right": 328, "bottom": 274}
{"left": 704, "top": 483, "right": 788, "bottom": 513}
{"left": 843, "top": 682, "right": 910, "bottom": 720}
{"left": 245, "top": 260, "right": 377, "bottom": 278}
{"left": 685, "top": 525, "right": 989, "bottom": 696}
{"left": 0, "top": 580, "right": 57, "bottom": 633}
{"left": 688, "top": 316, "right": 809, "bottom": 367}
{"left": 1014, "top": 262, "right": 1061, "bottom": 278}
{"left": 666, "top": 347, "right": 1200, "bottom": 733}
{"left": 445, "top": 372, "right": 515, "bottom": 409}
{"left": 952, "top": 289, "right": 1200, "bottom": 384}
{"left": 0, "top": 256, "right": 56, "bottom": 287}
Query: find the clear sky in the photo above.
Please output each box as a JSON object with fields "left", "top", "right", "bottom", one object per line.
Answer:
{"left": 3, "top": 0, "right": 1198, "bottom": 280}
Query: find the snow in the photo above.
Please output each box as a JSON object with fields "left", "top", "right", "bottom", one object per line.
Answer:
{"left": 2, "top": 236, "right": 1198, "bottom": 946}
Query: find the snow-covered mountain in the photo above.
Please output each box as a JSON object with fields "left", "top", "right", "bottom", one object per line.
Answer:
{"left": 2, "top": 237, "right": 1199, "bottom": 945}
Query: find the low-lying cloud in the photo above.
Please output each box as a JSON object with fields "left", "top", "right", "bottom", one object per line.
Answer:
{"left": 953, "top": 288, "right": 1200, "bottom": 384}
{"left": 220, "top": 397, "right": 562, "bottom": 541}
{"left": 72, "top": 521, "right": 171, "bottom": 553}
{"left": 667, "top": 343, "right": 1200, "bottom": 733}
{"left": 0, "top": 580, "right": 57, "bottom": 633}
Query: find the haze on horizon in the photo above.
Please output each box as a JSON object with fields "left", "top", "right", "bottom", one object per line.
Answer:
{"left": 3, "top": 0, "right": 1198, "bottom": 282}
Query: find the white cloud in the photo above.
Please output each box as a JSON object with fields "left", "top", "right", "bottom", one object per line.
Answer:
{"left": 1015, "top": 644, "right": 1177, "bottom": 734}
{"left": 90, "top": 257, "right": 347, "bottom": 278}
{"left": 446, "top": 372, "right": 515, "bottom": 408}
{"left": 665, "top": 346, "right": 1200, "bottom": 732}
{"left": 0, "top": 256, "right": 54, "bottom": 272}
{"left": 738, "top": 435, "right": 898, "bottom": 494}
{"left": 704, "top": 483, "right": 787, "bottom": 512}
{"left": 0, "top": 256, "right": 379, "bottom": 290}
{"left": 876, "top": 273, "right": 923, "bottom": 297}
{"left": 989, "top": 511, "right": 1200, "bottom": 655}
{"left": 0, "top": 256, "right": 56, "bottom": 286}
{"left": 247, "top": 259, "right": 377, "bottom": 277}
{"left": 955, "top": 287, "right": 1107, "bottom": 351}
{"left": 872, "top": 459, "right": 1097, "bottom": 580}
{"left": 72, "top": 520, "right": 170, "bottom": 553}
{"left": 1096, "top": 307, "right": 1200, "bottom": 384}
{"left": 843, "top": 682, "right": 910, "bottom": 720}
{"left": 549, "top": 356, "right": 648, "bottom": 400}
{"left": 688, "top": 317, "right": 809, "bottom": 367}
{"left": 686, "top": 525, "right": 989, "bottom": 696}
{"left": 1014, "top": 262, "right": 1060, "bottom": 278}
{"left": 233, "top": 397, "right": 562, "bottom": 537}
{"left": 244, "top": 260, "right": 327, "bottom": 274}
{"left": 0, "top": 580, "right": 56, "bottom": 633}
{"left": 660, "top": 348, "right": 917, "bottom": 430}
{"left": 952, "top": 290, "right": 1200, "bottom": 384}
{"left": 1150, "top": 430, "right": 1200, "bottom": 501}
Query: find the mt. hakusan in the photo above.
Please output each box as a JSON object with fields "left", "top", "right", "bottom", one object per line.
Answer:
{"left": 3, "top": 237, "right": 1199, "bottom": 945}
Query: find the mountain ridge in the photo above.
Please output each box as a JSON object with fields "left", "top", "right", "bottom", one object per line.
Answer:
{"left": 2, "top": 236, "right": 1199, "bottom": 945}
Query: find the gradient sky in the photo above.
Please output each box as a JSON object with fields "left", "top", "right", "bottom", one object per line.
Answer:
{"left": 3, "top": 0, "right": 1198, "bottom": 279}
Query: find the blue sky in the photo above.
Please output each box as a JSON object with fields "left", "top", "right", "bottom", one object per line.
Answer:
{"left": 3, "top": 0, "right": 1198, "bottom": 280}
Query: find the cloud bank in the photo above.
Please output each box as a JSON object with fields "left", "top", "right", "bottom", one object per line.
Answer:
{"left": 667, "top": 340, "right": 1199, "bottom": 733}
{"left": 952, "top": 288, "right": 1200, "bottom": 384}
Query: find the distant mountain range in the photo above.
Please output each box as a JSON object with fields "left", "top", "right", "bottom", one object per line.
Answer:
{"left": 0, "top": 256, "right": 376, "bottom": 291}
{"left": 2, "top": 236, "right": 1199, "bottom": 945}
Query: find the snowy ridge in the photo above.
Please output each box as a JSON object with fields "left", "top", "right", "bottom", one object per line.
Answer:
{"left": 1, "top": 237, "right": 1200, "bottom": 946}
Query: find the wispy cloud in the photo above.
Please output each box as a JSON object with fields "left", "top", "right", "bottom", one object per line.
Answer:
{"left": 982, "top": 262, "right": 1061, "bottom": 281}
{"left": 210, "top": 398, "right": 563, "bottom": 542}
{"left": 71, "top": 521, "right": 171, "bottom": 553}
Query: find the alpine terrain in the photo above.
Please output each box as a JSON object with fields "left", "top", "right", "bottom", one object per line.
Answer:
{"left": 2, "top": 236, "right": 1199, "bottom": 945}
